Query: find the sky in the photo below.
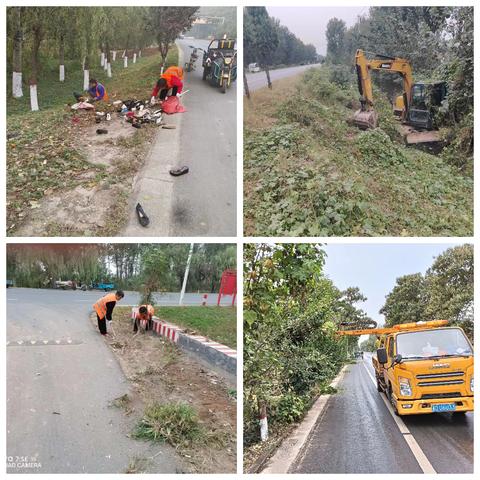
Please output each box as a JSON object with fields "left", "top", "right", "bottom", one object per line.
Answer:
{"left": 322, "top": 243, "right": 462, "bottom": 327}
{"left": 267, "top": 6, "right": 368, "bottom": 55}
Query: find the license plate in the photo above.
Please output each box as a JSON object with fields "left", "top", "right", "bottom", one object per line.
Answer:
{"left": 432, "top": 403, "right": 456, "bottom": 412}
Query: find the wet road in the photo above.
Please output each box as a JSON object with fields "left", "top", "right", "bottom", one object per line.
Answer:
{"left": 171, "top": 39, "right": 237, "bottom": 236}
{"left": 245, "top": 63, "right": 322, "bottom": 92}
{"left": 292, "top": 353, "right": 473, "bottom": 473}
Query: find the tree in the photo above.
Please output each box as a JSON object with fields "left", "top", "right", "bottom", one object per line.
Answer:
{"left": 425, "top": 244, "right": 473, "bottom": 336}
{"left": 244, "top": 7, "right": 278, "bottom": 90}
{"left": 326, "top": 18, "right": 347, "bottom": 64}
{"left": 380, "top": 273, "right": 428, "bottom": 326}
{"left": 148, "top": 7, "right": 198, "bottom": 67}
{"left": 10, "top": 7, "right": 24, "bottom": 98}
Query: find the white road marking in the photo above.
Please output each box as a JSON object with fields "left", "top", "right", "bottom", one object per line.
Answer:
{"left": 362, "top": 361, "right": 436, "bottom": 473}
{"left": 8, "top": 298, "right": 18, "bottom": 301}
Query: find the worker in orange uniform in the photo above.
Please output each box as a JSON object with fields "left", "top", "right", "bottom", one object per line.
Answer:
{"left": 93, "top": 290, "right": 124, "bottom": 335}
{"left": 133, "top": 304, "right": 155, "bottom": 334}
{"left": 150, "top": 66, "right": 184, "bottom": 103}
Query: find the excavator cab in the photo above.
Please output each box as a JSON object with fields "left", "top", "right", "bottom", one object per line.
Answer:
{"left": 406, "top": 81, "right": 447, "bottom": 130}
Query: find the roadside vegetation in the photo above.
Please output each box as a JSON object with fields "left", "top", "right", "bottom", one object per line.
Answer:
{"left": 158, "top": 306, "right": 237, "bottom": 348}
{"left": 244, "top": 6, "right": 473, "bottom": 236}
{"left": 6, "top": 243, "right": 236, "bottom": 295}
{"left": 243, "top": 244, "right": 369, "bottom": 471}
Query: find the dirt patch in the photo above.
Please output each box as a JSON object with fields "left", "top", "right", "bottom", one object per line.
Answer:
{"left": 92, "top": 311, "right": 236, "bottom": 474}
{"left": 12, "top": 107, "right": 158, "bottom": 236}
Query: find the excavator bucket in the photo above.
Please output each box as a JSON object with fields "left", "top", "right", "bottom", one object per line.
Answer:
{"left": 352, "top": 109, "right": 378, "bottom": 130}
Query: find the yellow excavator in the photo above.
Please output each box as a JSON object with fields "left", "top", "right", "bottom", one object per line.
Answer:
{"left": 352, "top": 49, "right": 447, "bottom": 146}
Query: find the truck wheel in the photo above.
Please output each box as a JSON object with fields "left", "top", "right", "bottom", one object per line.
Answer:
{"left": 376, "top": 375, "right": 383, "bottom": 392}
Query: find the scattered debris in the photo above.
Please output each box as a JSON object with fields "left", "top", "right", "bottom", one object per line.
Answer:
{"left": 52, "top": 411, "right": 61, "bottom": 415}
{"left": 136, "top": 203, "right": 150, "bottom": 227}
{"left": 96, "top": 128, "right": 108, "bottom": 135}
{"left": 169, "top": 166, "right": 189, "bottom": 177}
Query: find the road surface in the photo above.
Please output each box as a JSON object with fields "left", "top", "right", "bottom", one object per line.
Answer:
{"left": 291, "top": 353, "right": 473, "bottom": 474}
{"left": 123, "top": 39, "right": 236, "bottom": 237}
{"left": 245, "top": 63, "right": 322, "bottom": 92}
{"left": 7, "top": 287, "right": 235, "bottom": 307}
{"left": 7, "top": 287, "right": 233, "bottom": 473}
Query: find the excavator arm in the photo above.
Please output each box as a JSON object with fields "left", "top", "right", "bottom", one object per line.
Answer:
{"left": 353, "top": 49, "right": 414, "bottom": 129}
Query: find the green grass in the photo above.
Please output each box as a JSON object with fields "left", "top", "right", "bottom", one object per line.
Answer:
{"left": 244, "top": 67, "right": 473, "bottom": 237}
{"left": 158, "top": 306, "right": 237, "bottom": 349}
{"left": 134, "top": 402, "right": 204, "bottom": 448}
{"left": 6, "top": 46, "right": 178, "bottom": 234}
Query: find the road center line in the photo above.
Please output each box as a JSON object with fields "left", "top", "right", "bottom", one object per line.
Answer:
{"left": 362, "top": 361, "right": 436, "bottom": 474}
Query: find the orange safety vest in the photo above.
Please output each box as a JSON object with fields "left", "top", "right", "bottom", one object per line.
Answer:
{"left": 93, "top": 292, "right": 117, "bottom": 318}
{"left": 96, "top": 85, "right": 109, "bottom": 102}
{"left": 137, "top": 304, "right": 154, "bottom": 320}
{"left": 161, "top": 66, "right": 184, "bottom": 88}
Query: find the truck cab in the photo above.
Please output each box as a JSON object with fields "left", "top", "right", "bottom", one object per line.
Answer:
{"left": 373, "top": 324, "right": 474, "bottom": 415}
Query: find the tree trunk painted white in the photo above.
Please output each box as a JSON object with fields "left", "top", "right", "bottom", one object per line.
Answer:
{"left": 59, "top": 64, "right": 65, "bottom": 82}
{"left": 12, "top": 71, "right": 23, "bottom": 98}
{"left": 133, "top": 53, "right": 137, "bottom": 63}
{"left": 107, "top": 63, "right": 112, "bottom": 78}
{"left": 124, "top": 56, "right": 128, "bottom": 68}
{"left": 122, "top": 49, "right": 126, "bottom": 57}
{"left": 161, "top": 65, "right": 164, "bottom": 74}
{"left": 100, "top": 52, "right": 105, "bottom": 66}
{"left": 259, "top": 417, "right": 268, "bottom": 441}
{"left": 83, "top": 69, "right": 89, "bottom": 91}
{"left": 30, "top": 84, "right": 39, "bottom": 111}
{"left": 112, "top": 50, "right": 116, "bottom": 61}
{"left": 138, "top": 50, "right": 141, "bottom": 58}
{"left": 104, "top": 59, "right": 108, "bottom": 71}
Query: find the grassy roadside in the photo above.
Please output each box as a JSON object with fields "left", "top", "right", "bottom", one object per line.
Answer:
{"left": 115, "top": 305, "right": 237, "bottom": 349}
{"left": 243, "top": 67, "right": 473, "bottom": 236}
{"left": 7, "top": 46, "right": 178, "bottom": 235}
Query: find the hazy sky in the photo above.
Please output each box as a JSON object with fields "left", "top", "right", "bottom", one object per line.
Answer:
{"left": 267, "top": 6, "right": 369, "bottom": 55}
{"left": 323, "top": 243, "right": 461, "bottom": 327}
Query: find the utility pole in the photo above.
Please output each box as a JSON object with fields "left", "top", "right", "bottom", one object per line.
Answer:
{"left": 179, "top": 243, "right": 194, "bottom": 306}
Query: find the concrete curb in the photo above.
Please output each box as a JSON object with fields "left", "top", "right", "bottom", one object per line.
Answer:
{"left": 261, "top": 364, "right": 349, "bottom": 474}
{"left": 131, "top": 308, "right": 236, "bottom": 376}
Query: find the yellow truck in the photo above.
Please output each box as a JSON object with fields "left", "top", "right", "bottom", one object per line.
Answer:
{"left": 340, "top": 320, "right": 473, "bottom": 415}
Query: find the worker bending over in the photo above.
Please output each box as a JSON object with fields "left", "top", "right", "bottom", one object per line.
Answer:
{"left": 93, "top": 290, "right": 124, "bottom": 335}
{"left": 74, "top": 79, "right": 109, "bottom": 103}
{"left": 133, "top": 304, "right": 155, "bottom": 334}
{"left": 151, "top": 66, "right": 184, "bottom": 103}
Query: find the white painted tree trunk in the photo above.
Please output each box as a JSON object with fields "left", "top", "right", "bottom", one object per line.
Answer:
{"left": 112, "top": 50, "right": 116, "bottom": 61}
{"left": 59, "top": 64, "right": 65, "bottom": 82}
{"left": 83, "top": 69, "right": 89, "bottom": 91}
{"left": 122, "top": 49, "right": 126, "bottom": 57}
{"left": 161, "top": 65, "right": 164, "bottom": 74}
{"left": 104, "top": 59, "right": 108, "bottom": 71}
{"left": 30, "top": 84, "right": 39, "bottom": 111}
{"left": 100, "top": 52, "right": 105, "bottom": 66}
{"left": 12, "top": 71, "right": 23, "bottom": 98}
{"left": 260, "top": 417, "right": 268, "bottom": 441}
{"left": 133, "top": 53, "right": 137, "bottom": 64}
{"left": 124, "top": 56, "right": 128, "bottom": 68}
{"left": 138, "top": 50, "right": 141, "bottom": 58}
{"left": 107, "top": 63, "right": 112, "bottom": 78}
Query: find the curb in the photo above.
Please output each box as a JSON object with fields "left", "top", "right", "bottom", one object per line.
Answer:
{"left": 131, "top": 308, "right": 237, "bottom": 376}
{"left": 261, "top": 364, "right": 349, "bottom": 474}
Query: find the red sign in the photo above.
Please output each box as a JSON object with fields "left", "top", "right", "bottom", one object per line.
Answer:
{"left": 217, "top": 269, "right": 237, "bottom": 306}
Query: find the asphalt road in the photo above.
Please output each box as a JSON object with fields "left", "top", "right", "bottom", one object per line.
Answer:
{"left": 292, "top": 353, "right": 473, "bottom": 474}
{"left": 6, "top": 287, "right": 232, "bottom": 473}
{"left": 245, "top": 63, "right": 322, "bottom": 92}
{"left": 171, "top": 39, "right": 237, "bottom": 236}
{"left": 7, "top": 287, "right": 235, "bottom": 307}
